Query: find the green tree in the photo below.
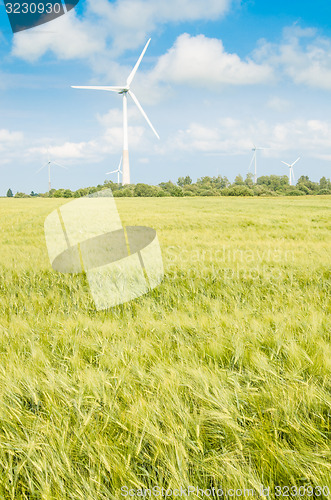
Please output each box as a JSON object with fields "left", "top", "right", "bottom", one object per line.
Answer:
{"left": 159, "top": 181, "right": 184, "bottom": 196}
{"left": 244, "top": 173, "right": 254, "bottom": 187}
{"left": 74, "top": 188, "right": 89, "bottom": 198}
{"left": 196, "top": 176, "right": 212, "bottom": 186}
{"left": 178, "top": 175, "right": 192, "bottom": 187}
{"left": 227, "top": 185, "right": 254, "bottom": 196}
{"left": 183, "top": 184, "right": 199, "bottom": 196}
{"left": 233, "top": 174, "right": 245, "bottom": 186}
{"left": 134, "top": 183, "right": 157, "bottom": 197}
{"left": 296, "top": 175, "right": 319, "bottom": 193}
{"left": 6, "top": 188, "right": 13, "bottom": 197}
{"left": 53, "top": 189, "right": 65, "bottom": 198}
{"left": 14, "top": 192, "right": 29, "bottom": 198}
{"left": 210, "top": 175, "right": 229, "bottom": 190}
{"left": 319, "top": 177, "right": 331, "bottom": 191}
{"left": 113, "top": 187, "right": 134, "bottom": 197}
{"left": 257, "top": 175, "right": 289, "bottom": 192}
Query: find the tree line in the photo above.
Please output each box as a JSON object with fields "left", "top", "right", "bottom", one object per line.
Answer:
{"left": 6, "top": 173, "right": 331, "bottom": 198}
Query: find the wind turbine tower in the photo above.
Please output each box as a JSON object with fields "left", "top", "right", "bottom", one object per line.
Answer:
{"left": 281, "top": 157, "right": 300, "bottom": 186}
{"left": 72, "top": 38, "right": 159, "bottom": 185}
{"left": 36, "top": 152, "right": 67, "bottom": 192}
{"left": 249, "top": 145, "right": 265, "bottom": 184}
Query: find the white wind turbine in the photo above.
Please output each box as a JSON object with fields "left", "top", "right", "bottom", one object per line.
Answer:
{"left": 106, "top": 157, "right": 122, "bottom": 185}
{"left": 72, "top": 38, "right": 159, "bottom": 185}
{"left": 281, "top": 157, "right": 300, "bottom": 186}
{"left": 249, "top": 145, "right": 265, "bottom": 184}
{"left": 36, "top": 151, "right": 67, "bottom": 192}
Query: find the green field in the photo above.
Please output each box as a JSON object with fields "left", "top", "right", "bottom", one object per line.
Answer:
{"left": 0, "top": 196, "right": 330, "bottom": 499}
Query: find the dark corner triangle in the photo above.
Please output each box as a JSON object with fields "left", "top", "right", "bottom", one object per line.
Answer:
{"left": 4, "top": 0, "right": 81, "bottom": 33}
{"left": 64, "top": 0, "right": 80, "bottom": 12}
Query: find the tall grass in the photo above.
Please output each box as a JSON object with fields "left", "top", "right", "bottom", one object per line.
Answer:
{"left": 0, "top": 196, "right": 330, "bottom": 499}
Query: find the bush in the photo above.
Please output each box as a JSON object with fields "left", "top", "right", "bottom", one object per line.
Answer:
{"left": 220, "top": 188, "right": 230, "bottom": 196}
{"left": 14, "top": 192, "right": 30, "bottom": 198}
{"left": 134, "top": 183, "right": 159, "bottom": 197}
{"left": 158, "top": 181, "right": 183, "bottom": 196}
{"left": 285, "top": 190, "right": 305, "bottom": 196}
{"left": 200, "top": 189, "right": 219, "bottom": 196}
{"left": 53, "top": 189, "right": 66, "bottom": 198}
{"left": 113, "top": 187, "right": 134, "bottom": 197}
{"left": 183, "top": 185, "right": 199, "bottom": 195}
{"left": 226, "top": 185, "right": 254, "bottom": 196}
{"left": 317, "top": 189, "right": 331, "bottom": 195}
{"left": 155, "top": 189, "right": 168, "bottom": 197}
{"left": 297, "top": 184, "right": 310, "bottom": 194}
{"left": 74, "top": 188, "right": 89, "bottom": 198}
{"left": 170, "top": 186, "right": 184, "bottom": 197}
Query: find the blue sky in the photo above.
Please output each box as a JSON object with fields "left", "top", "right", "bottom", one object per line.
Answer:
{"left": 0, "top": 0, "right": 331, "bottom": 194}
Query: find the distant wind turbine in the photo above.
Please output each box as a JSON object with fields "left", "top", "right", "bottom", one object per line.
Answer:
{"left": 281, "top": 157, "right": 300, "bottom": 186}
{"left": 249, "top": 145, "right": 266, "bottom": 184}
{"left": 72, "top": 38, "right": 159, "bottom": 185}
{"left": 106, "top": 157, "right": 122, "bottom": 185}
{"left": 36, "top": 151, "right": 67, "bottom": 192}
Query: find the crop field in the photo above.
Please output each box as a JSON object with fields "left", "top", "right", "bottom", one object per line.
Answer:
{"left": 0, "top": 196, "right": 330, "bottom": 499}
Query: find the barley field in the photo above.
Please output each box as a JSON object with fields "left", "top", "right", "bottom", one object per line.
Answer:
{"left": 0, "top": 196, "right": 330, "bottom": 499}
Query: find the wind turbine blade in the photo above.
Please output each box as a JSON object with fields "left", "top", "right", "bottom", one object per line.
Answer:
{"left": 106, "top": 170, "right": 118, "bottom": 174}
{"left": 292, "top": 170, "right": 295, "bottom": 182}
{"left": 281, "top": 161, "right": 290, "bottom": 166}
{"left": 292, "top": 157, "right": 300, "bottom": 167}
{"left": 52, "top": 161, "right": 67, "bottom": 169}
{"left": 126, "top": 38, "right": 151, "bottom": 87}
{"left": 129, "top": 90, "right": 160, "bottom": 139}
{"left": 72, "top": 86, "right": 124, "bottom": 92}
{"left": 35, "top": 163, "right": 48, "bottom": 174}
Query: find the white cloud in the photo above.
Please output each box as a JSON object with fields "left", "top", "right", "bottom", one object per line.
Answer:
{"left": 28, "top": 140, "right": 100, "bottom": 163}
{"left": 256, "top": 25, "right": 331, "bottom": 90}
{"left": 11, "top": 0, "right": 233, "bottom": 62}
{"left": 12, "top": 9, "right": 104, "bottom": 62}
{"left": 27, "top": 121, "right": 152, "bottom": 165}
{"left": 0, "top": 129, "right": 24, "bottom": 143}
{"left": 49, "top": 141, "right": 99, "bottom": 159}
{"left": 87, "top": 0, "right": 232, "bottom": 51}
{"left": 267, "top": 97, "right": 291, "bottom": 112}
{"left": 97, "top": 107, "right": 140, "bottom": 127}
{"left": 160, "top": 117, "right": 331, "bottom": 159}
{"left": 151, "top": 34, "right": 274, "bottom": 88}
{"left": 0, "top": 129, "right": 25, "bottom": 164}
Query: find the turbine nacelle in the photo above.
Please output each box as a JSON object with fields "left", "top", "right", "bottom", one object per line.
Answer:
{"left": 72, "top": 38, "right": 159, "bottom": 185}
{"left": 281, "top": 157, "right": 300, "bottom": 186}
